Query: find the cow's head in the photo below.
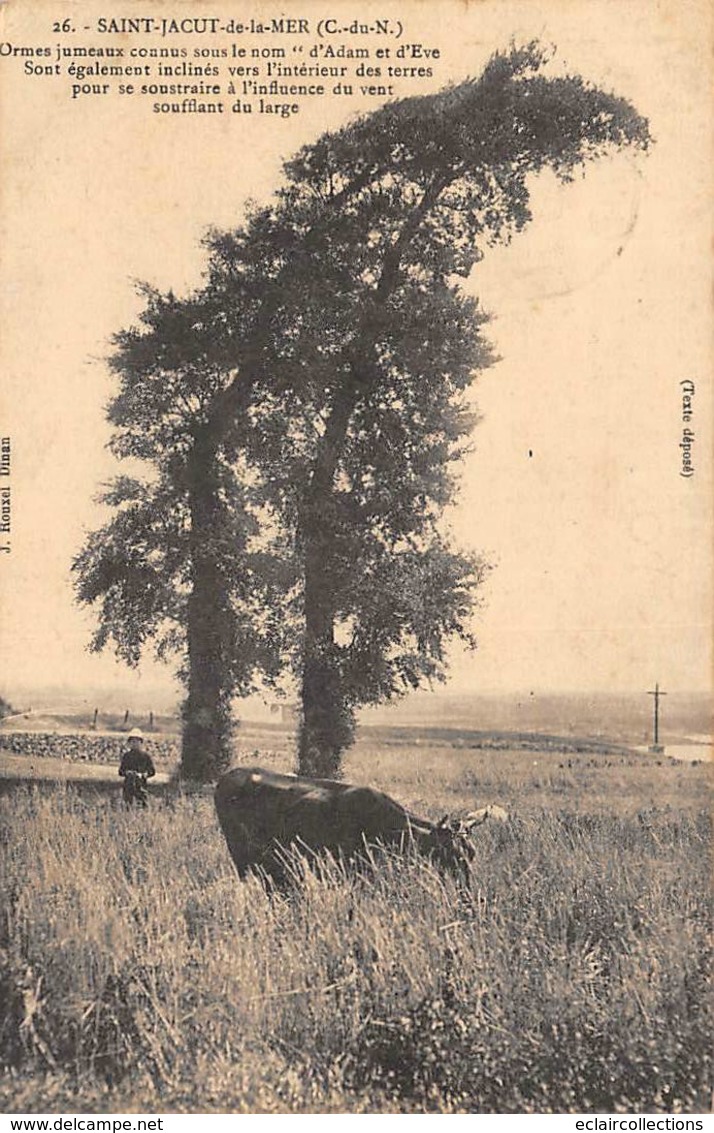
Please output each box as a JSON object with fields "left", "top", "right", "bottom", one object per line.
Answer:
{"left": 426, "top": 806, "right": 509, "bottom": 882}
{"left": 424, "top": 818, "right": 478, "bottom": 882}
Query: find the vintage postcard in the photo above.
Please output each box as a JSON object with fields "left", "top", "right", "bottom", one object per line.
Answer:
{"left": 0, "top": 0, "right": 711, "bottom": 1117}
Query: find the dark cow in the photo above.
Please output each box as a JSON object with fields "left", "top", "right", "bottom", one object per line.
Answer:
{"left": 214, "top": 766, "right": 507, "bottom": 886}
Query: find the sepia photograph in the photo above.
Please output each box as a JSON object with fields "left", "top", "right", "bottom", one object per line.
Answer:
{"left": 0, "top": 0, "right": 711, "bottom": 1116}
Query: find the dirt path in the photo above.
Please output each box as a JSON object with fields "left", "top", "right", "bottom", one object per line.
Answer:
{"left": 0, "top": 751, "right": 172, "bottom": 784}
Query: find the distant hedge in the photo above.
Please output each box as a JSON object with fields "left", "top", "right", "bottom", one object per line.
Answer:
{"left": 0, "top": 732, "right": 179, "bottom": 764}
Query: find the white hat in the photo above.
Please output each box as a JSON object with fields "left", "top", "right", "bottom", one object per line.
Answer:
{"left": 128, "top": 728, "right": 144, "bottom": 739}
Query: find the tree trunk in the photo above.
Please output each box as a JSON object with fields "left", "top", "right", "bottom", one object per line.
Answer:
{"left": 180, "top": 433, "right": 234, "bottom": 782}
{"left": 295, "top": 374, "right": 362, "bottom": 779}
{"left": 297, "top": 525, "right": 354, "bottom": 778}
{"left": 181, "top": 571, "right": 234, "bottom": 782}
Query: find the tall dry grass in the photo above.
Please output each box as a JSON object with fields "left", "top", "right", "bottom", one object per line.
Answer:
{"left": 0, "top": 754, "right": 711, "bottom": 1113}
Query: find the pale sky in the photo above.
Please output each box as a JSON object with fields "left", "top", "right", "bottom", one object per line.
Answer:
{"left": 0, "top": 0, "right": 711, "bottom": 705}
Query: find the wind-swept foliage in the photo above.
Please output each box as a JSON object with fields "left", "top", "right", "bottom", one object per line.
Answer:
{"left": 74, "top": 43, "right": 651, "bottom": 779}
{"left": 73, "top": 288, "right": 292, "bottom": 780}
{"left": 204, "top": 42, "right": 651, "bottom": 775}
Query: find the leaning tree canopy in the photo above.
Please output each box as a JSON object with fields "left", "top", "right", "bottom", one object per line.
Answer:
{"left": 205, "top": 41, "right": 651, "bottom": 445}
{"left": 274, "top": 41, "right": 650, "bottom": 272}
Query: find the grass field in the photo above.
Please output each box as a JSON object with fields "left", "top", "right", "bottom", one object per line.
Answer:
{"left": 0, "top": 736, "right": 711, "bottom": 1114}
